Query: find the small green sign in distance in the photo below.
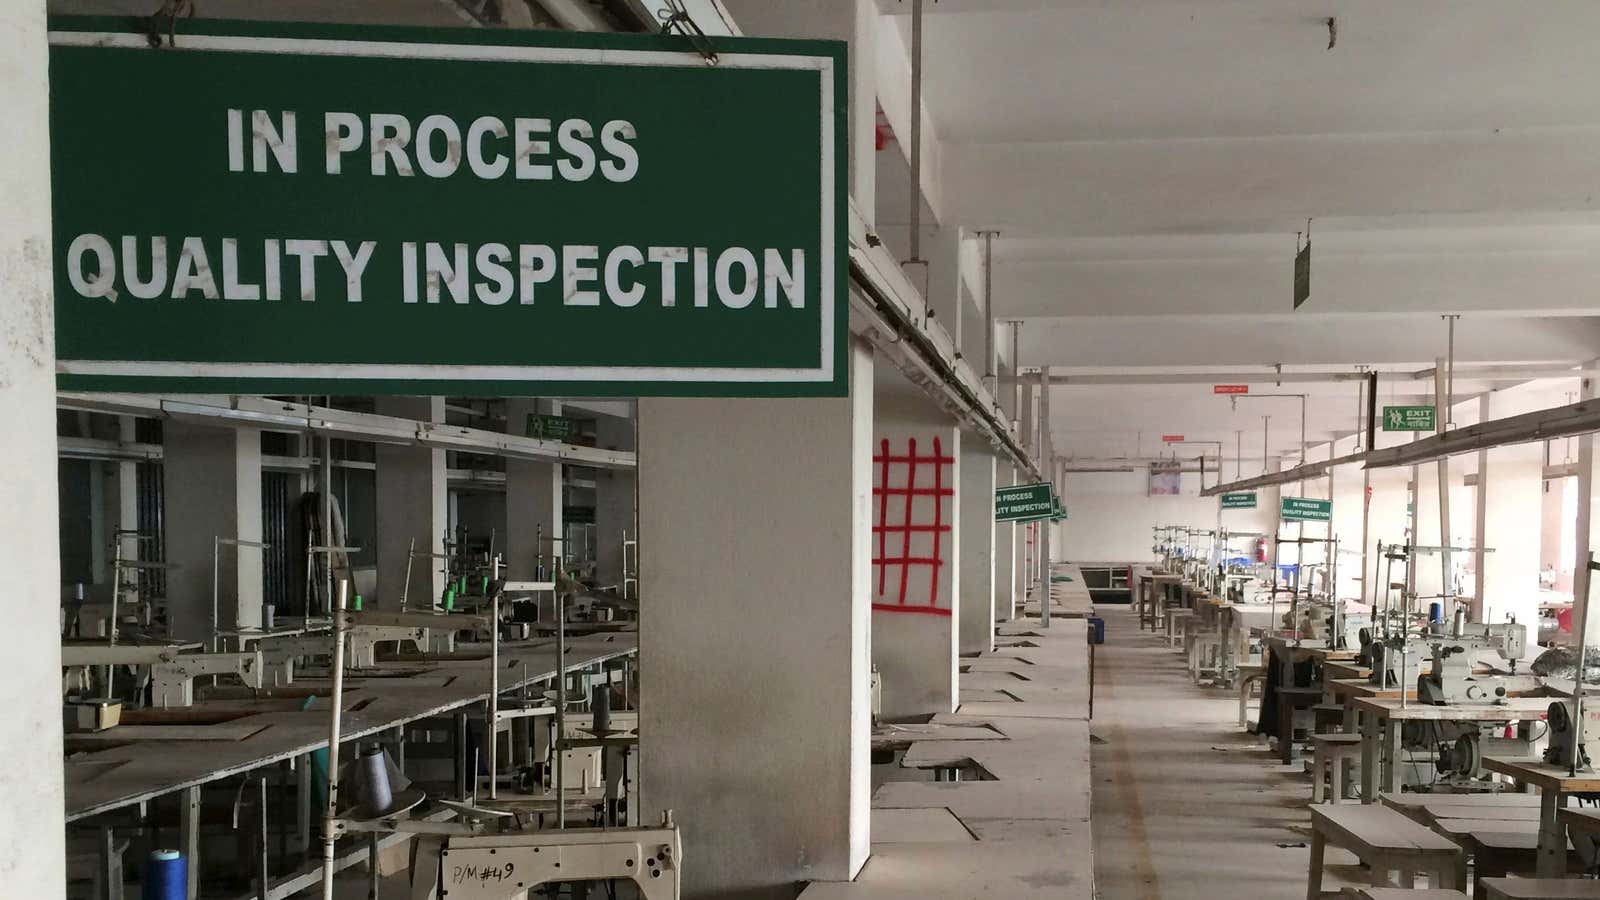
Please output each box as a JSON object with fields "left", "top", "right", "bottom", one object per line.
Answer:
{"left": 996, "top": 482, "right": 1055, "bottom": 522}
{"left": 1280, "top": 496, "right": 1333, "bottom": 522}
{"left": 47, "top": 17, "right": 846, "bottom": 397}
{"left": 1382, "top": 405, "right": 1437, "bottom": 432}
{"left": 1220, "top": 491, "right": 1257, "bottom": 510}
{"left": 526, "top": 414, "right": 578, "bottom": 442}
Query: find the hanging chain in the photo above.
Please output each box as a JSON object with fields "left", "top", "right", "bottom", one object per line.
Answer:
{"left": 145, "top": 0, "right": 195, "bottom": 48}
{"left": 657, "top": 0, "right": 719, "bottom": 66}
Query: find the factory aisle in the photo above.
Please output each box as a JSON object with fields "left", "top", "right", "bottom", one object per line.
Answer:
{"left": 1090, "top": 605, "right": 1354, "bottom": 900}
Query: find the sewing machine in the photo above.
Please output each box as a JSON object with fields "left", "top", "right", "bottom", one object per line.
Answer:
{"left": 1284, "top": 600, "right": 1367, "bottom": 650}
{"left": 1416, "top": 622, "right": 1533, "bottom": 705}
{"left": 407, "top": 819, "right": 681, "bottom": 900}
{"left": 1545, "top": 698, "right": 1600, "bottom": 769}
{"left": 60, "top": 645, "right": 264, "bottom": 707}
{"left": 1362, "top": 634, "right": 1424, "bottom": 689}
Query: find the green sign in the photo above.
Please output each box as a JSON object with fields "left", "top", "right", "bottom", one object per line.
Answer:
{"left": 1220, "top": 491, "right": 1258, "bottom": 510}
{"left": 1050, "top": 495, "right": 1067, "bottom": 522}
{"left": 1281, "top": 496, "right": 1333, "bottom": 523}
{"left": 48, "top": 19, "right": 846, "bottom": 397}
{"left": 526, "top": 413, "right": 578, "bottom": 442}
{"left": 1382, "top": 405, "right": 1436, "bottom": 432}
{"left": 996, "top": 482, "right": 1055, "bottom": 522}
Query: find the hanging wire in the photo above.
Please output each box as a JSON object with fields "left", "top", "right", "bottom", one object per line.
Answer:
{"left": 145, "top": 0, "right": 195, "bottom": 48}
{"left": 658, "top": 0, "right": 719, "bottom": 66}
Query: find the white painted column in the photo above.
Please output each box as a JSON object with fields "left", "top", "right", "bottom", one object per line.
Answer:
{"left": 850, "top": 0, "right": 877, "bottom": 218}
{"left": 1, "top": 4, "right": 65, "bottom": 893}
{"left": 1575, "top": 375, "right": 1600, "bottom": 645}
{"left": 958, "top": 442, "right": 996, "bottom": 653}
{"left": 592, "top": 410, "right": 637, "bottom": 589}
{"left": 505, "top": 399, "right": 563, "bottom": 581}
{"left": 164, "top": 422, "right": 264, "bottom": 636}
{"left": 873, "top": 368, "right": 961, "bottom": 716}
{"left": 995, "top": 465, "right": 1017, "bottom": 624}
{"left": 375, "top": 397, "right": 447, "bottom": 608}
{"left": 638, "top": 338, "right": 872, "bottom": 897}
{"left": 1480, "top": 390, "right": 1545, "bottom": 627}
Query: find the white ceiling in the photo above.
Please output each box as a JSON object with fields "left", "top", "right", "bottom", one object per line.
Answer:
{"left": 855, "top": 0, "right": 1600, "bottom": 458}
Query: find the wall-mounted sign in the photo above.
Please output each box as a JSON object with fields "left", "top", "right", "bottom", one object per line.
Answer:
{"left": 1050, "top": 495, "right": 1067, "bottom": 521}
{"left": 1213, "top": 384, "right": 1249, "bottom": 395}
{"left": 526, "top": 413, "right": 578, "bottom": 442}
{"left": 1293, "top": 239, "right": 1311, "bottom": 309}
{"left": 1382, "top": 405, "right": 1437, "bottom": 432}
{"left": 1149, "top": 461, "right": 1182, "bottom": 496}
{"left": 1281, "top": 496, "right": 1332, "bottom": 522}
{"left": 996, "top": 482, "right": 1055, "bottom": 522}
{"left": 48, "top": 19, "right": 846, "bottom": 397}
{"left": 1220, "top": 491, "right": 1257, "bottom": 510}
{"left": 1161, "top": 434, "right": 1185, "bottom": 443}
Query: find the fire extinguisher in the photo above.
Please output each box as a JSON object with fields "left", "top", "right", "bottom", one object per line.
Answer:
{"left": 1255, "top": 537, "right": 1267, "bottom": 563}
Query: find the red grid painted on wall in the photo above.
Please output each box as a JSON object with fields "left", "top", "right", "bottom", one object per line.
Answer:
{"left": 872, "top": 436, "right": 954, "bottom": 616}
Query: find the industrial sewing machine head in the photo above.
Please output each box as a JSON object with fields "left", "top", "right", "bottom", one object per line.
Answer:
{"left": 1416, "top": 621, "right": 1534, "bottom": 705}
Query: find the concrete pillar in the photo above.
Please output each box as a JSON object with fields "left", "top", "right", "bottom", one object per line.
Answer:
{"left": 1, "top": 4, "right": 66, "bottom": 892}
{"left": 638, "top": 338, "right": 873, "bottom": 898}
{"left": 505, "top": 399, "right": 563, "bottom": 580}
{"left": 1480, "top": 390, "right": 1544, "bottom": 627}
{"left": 995, "top": 465, "right": 1017, "bottom": 623}
{"left": 873, "top": 368, "right": 960, "bottom": 716}
{"left": 593, "top": 410, "right": 637, "bottom": 590}
{"left": 958, "top": 442, "right": 995, "bottom": 653}
{"left": 375, "top": 397, "right": 447, "bottom": 608}
{"left": 165, "top": 422, "right": 264, "bottom": 636}
{"left": 1575, "top": 375, "right": 1600, "bottom": 644}
{"left": 850, "top": 0, "right": 877, "bottom": 220}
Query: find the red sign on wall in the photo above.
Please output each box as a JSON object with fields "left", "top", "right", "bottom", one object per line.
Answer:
{"left": 1214, "top": 384, "right": 1249, "bottom": 395}
{"left": 1162, "top": 435, "right": 1184, "bottom": 443}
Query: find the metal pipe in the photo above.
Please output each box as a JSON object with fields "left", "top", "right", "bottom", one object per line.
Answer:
{"left": 1366, "top": 371, "right": 1378, "bottom": 453}
{"left": 322, "top": 436, "right": 334, "bottom": 618}
{"left": 982, "top": 232, "right": 997, "bottom": 384}
{"left": 1434, "top": 359, "right": 1453, "bottom": 602}
{"left": 1445, "top": 314, "right": 1458, "bottom": 428}
{"left": 1039, "top": 368, "right": 1052, "bottom": 628}
{"left": 1010, "top": 321, "right": 1022, "bottom": 429}
{"left": 555, "top": 583, "right": 567, "bottom": 827}
{"left": 1262, "top": 416, "right": 1270, "bottom": 478}
{"left": 488, "top": 589, "right": 499, "bottom": 800}
{"left": 319, "top": 580, "right": 349, "bottom": 900}
{"left": 908, "top": 0, "right": 923, "bottom": 264}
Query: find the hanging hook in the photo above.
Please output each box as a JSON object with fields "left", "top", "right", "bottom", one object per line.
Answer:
{"left": 145, "top": 0, "right": 195, "bottom": 48}
{"left": 658, "top": 0, "right": 719, "bottom": 66}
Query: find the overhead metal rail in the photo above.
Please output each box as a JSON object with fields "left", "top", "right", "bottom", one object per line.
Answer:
{"left": 846, "top": 204, "right": 1041, "bottom": 482}
{"left": 1203, "top": 394, "right": 1600, "bottom": 496}
{"left": 56, "top": 393, "right": 636, "bottom": 471}
{"left": 1002, "top": 363, "right": 1592, "bottom": 387}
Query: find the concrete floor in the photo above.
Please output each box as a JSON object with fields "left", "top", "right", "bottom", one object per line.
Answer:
{"left": 1090, "top": 604, "right": 1363, "bottom": 900}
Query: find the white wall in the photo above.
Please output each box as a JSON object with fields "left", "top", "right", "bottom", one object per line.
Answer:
{"left": 1058, "top": 470, "right": 1273, "bottom": 562}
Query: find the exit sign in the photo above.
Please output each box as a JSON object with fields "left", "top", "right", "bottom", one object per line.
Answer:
{"left": 526, "top": 413, "right": 579, "bottom": 442}
{"left": 1162, "top": 434, "right": 1185, "bottom": 443}
{"left": 1213, "top": 385, "right": 1249, "bottom": 395}
{"left": 1382, "top": 405, "right": 1436, "bottom": 432}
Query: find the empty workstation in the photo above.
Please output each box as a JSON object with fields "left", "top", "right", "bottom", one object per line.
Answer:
{"left": 10, "top": 3, "right": 1600, "bottom": 900}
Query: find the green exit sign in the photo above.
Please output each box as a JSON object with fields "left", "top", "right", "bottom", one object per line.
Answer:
{"left": 1281, "top": 496, "right": 1332, "bottom": 522}
{"left": 1382, "top": 405, "right": 1436, "bottom": 432}
{"left": 1220, "top": 492, "right": 1257, "bottom": 510}
{"left": 526, "top": 414, "right": 579, "bottom": 442}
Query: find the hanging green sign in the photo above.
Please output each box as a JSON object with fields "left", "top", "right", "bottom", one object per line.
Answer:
{"left": 1281, "top": 496, "right": 1332, "bottom": 522}
{"left": 47, "top": 18, "right": 846, "bottom": 397}
{"left": 1220, "top": 492, "right": 1258, "bottom": 510}
{"left": 1382, "top": 405, "right": 1437, "bottom": 432}
{"left": 996, "top": 482, "right": 1055, "bottom": 522}
{"left": 526, "top": 414, "right": 578, "bottom": 442}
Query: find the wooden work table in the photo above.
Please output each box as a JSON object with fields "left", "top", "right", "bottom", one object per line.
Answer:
{"left": 64, "top": 631, "right": 637, "bottom": 822}
{"left": 1482, "top": 756, "right": 1600, "bottom": 877}
{"left": 1351, "top": 695, "right": 1552, "bottom": 804}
